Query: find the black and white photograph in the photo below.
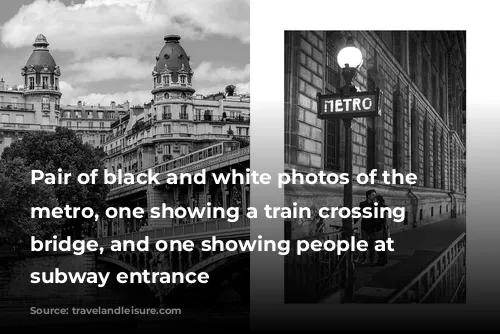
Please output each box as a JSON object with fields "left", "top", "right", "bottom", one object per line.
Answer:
{"left": 284, "top": 31, "right": 466, "bottom": 304}
{"left": 0, "top": 0, "right": 250, "bottom": 330}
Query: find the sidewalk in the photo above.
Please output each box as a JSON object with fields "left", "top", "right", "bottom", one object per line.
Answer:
{"left": 321, "top": 216, "right": 466, "bottom": 303}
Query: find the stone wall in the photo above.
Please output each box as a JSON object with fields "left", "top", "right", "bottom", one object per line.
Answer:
{"left": 284, "top": 31, "right": 466, "bottom": 240}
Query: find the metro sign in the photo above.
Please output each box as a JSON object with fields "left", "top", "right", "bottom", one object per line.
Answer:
{"left": 317, "top": 89, "right": 383, "bottom": 119}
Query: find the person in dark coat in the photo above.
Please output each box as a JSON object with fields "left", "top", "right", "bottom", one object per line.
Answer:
{"left": 373, "top": 195, "right": 389, "bottom": 266}
{"left": 354, "top": 189, "right": 377, "bottom": 264}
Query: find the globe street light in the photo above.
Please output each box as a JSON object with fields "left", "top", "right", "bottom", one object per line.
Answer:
{"left": 316, "top": 34, "right": 381, "bottom": 303}
{"left": 338, "top": 36, "right": 362, "bottom": 303}
{"left": 337, "top": 37, "right": 363, "bottom": 94}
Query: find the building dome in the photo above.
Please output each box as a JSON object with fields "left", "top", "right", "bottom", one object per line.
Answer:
{"left": 155, "top": 35, "right": 191, "bottom": 73}
{"left": 24, "top": 34, "right": 57, "bottom": 73}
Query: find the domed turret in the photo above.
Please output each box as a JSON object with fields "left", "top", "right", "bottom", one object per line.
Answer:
{"left": 21, "top": 34, "right": 61, "bottom": 94}
{"left": 152, "top": 35, "right": 195, "bottom": 97}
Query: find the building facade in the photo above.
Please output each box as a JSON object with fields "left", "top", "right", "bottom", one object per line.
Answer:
{"left": 96, "top": 35, "right": 250, "bottom": 237}
{"left": 284, "top": 31, "right": 466, "bottom": 239}
{"left": 0, "top": 34, "right": 129, "bottom": 156}
{"left": 0, "top": 34, "right": 62, "bottom": 156}
{"left": 59, "top": 100, "right": 129, "bottom": 147}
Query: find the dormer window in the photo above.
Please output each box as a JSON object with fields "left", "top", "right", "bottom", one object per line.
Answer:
{"left": 42, "top": 76, "right": 48, "bottom": 89}
{"left": 29, "top": 77, "right": 34, "bottom": 90}
{"left": 180, "top": 75, "right": 186, "bottom": 85}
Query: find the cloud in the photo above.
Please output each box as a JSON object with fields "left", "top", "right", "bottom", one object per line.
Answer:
{"left": 59, "top": 81, "right": 87, "bottom": 104}
{"left": 66, "top": 57, "right": 152, "bottom": 83}
{"left": 71, "top": 90, "right": 152, "bottom": 106}
{"left": 60, "top": 80, "right": 151, "bottom": 106}
{"left": 193, "top": 61, "right": 249, "bottom": 82}
{"left": 0, "top": 0, "right": 249, "bottom": 60}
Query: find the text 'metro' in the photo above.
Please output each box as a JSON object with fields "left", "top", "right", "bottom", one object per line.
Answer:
{"left": 316, "top": 89, "right": 383, "bottom": 119}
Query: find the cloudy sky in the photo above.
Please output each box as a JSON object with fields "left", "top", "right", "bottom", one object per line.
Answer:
{"left": 0, "top": 0, "right": 249, "bottom": 106}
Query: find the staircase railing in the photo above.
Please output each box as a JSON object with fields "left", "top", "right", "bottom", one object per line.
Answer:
{"left": 388, "top": 232, "right": 466, "bottom": 303}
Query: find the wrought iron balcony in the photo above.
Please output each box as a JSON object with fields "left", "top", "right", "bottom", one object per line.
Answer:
{"left": 41, "top": 103, "right": 50, "bottom": 110}
{"left": 193, "top": 115, "right": 250, "bottom": 123}
{"left": 0, "top": 102, "right": 35, "bottom": 111}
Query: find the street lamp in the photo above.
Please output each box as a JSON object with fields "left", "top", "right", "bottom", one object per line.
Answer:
{"left": 337, "top": 36, "right": 361, "bottom": 303}
{"left": 316, "top": 35, "right": 382, "bottom": 303}
{"left": 337, "top": 37, "right": 363, "bottom": 94}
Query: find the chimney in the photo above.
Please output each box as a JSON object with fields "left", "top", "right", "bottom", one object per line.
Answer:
{"left": 111, "top": 101, "right": 115, "bottom": 108}
{"left": 77, "top": 101, "right": 82, "bottom": 108}
{"left": 0, "top": 78, "right": 4, "bottom": 91}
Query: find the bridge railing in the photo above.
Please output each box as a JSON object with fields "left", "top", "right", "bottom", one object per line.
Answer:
{"left": 97, "top": 216, "right": 250, "bottom": 247}
{"left": 285, "top": 230, "right": 344, "bottom": 303}
{"left": 388, "top": 232, "right": 466, "bottom": 303}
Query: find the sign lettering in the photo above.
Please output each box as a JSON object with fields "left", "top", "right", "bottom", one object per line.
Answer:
{"left": 317, "top": 89, "right": 383, "bottom": 119}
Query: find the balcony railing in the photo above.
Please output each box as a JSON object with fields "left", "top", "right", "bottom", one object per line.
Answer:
{"left": 388, "top": 233, "right": 466, "bottom": 303}
{"left": 0, "top": 102, "right": 35, "bottom": 111}
{"left": 0, "top": 122, "right": 55, "bottom": 131}
{"left": 153, "top": 82, "right": 193, "bottom": 90}
{"left": 193, "top": 115, "right": 250, "bottom": 123}
{"left": 96, "top": 216, "right": 250, "bottom": 247}
{"left": 41, "top": 103, "right": 50, "bottom": 110}
{"left": 25, "top": 85, "right": 59, "bottom": 91}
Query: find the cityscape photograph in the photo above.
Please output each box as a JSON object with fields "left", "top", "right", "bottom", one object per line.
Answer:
{"left": 284, "top": 31, "right": 466, "bottom": 304}
{"left": 0, "top": 0, "right": 250, "bottom": 330}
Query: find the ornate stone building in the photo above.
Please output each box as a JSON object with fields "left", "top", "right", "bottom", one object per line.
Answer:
{"left": 284, "top": 31, "right": 466, "bottom": 238}
{"left": 0, "top": 34, "right": 61, "bottom": 156}
{"left": 0, "top": 34, "right": 129, "bottom": 155}
{"left": 59, "top": 100, "right": 129, "bottom": 147}
{"left": 97, "top": 35, "right": 250, "bottom": 237}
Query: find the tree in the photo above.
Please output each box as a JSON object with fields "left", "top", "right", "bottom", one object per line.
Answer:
{"left": 231, "top": 136, "right": 250, "bottom": 148}
{"left": 1, "top": 127, "right": 109, "bottom": 239}
{"left": 0, "top": 158, "right": 62, "bottom": 245}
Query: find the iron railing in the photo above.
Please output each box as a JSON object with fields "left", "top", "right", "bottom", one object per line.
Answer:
{"left": 0, "top": 102, "right": 34, "bottom": 110}
{"left": 96, "top": 216, "right": 250, "bottom": 247}
{"left": 388, "top": 232, "right": 466, "bottom": 303}
{"left": 193, "top": 115, "right": 250, "bottom": 123}
{"left": 285, "top": 230, "right": 346, "bottom": 303}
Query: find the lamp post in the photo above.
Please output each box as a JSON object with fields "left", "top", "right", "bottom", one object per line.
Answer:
{"left": 316, "top": 36, "right": 382, "bottom": 303}
{"left": 337, "top": 37, "right": 362, "bottom": 303}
